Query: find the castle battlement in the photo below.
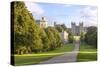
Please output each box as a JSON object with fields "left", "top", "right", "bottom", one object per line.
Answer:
{"left": 71, "top": 22, "right": 87, "bottom": 36}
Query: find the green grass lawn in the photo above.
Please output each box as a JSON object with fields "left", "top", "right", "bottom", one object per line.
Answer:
{"left": 14, "top": 43, "right": 74, "bottom": 66}
{"left": 77, "top": 43, "right": 97, "bottom": 62}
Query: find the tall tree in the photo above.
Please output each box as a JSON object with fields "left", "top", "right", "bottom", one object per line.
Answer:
{"left": 85, "top": 26, "right": 97, "bottom": 48}
{"left": 68, "top": 32, "right": 74, "bottom": 43}
{"left": 45, "top": 27, "right": 62, "bottom": 50}
{"left": 12, "top": 1, "right": 43, "bottom": 54}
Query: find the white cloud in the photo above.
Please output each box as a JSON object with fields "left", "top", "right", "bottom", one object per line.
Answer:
{"left": 80, "top": 6, "right": 97, "bottom": 26}
{"left": 24, "top": 1, "right": 44, "bottom": 14}
{"left": 64, "top": 4, "right": 73, "bottom": 7}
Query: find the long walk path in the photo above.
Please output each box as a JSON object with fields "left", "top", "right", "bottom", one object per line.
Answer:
{"left": 40, "top": 41, "right": 80, "bottom": 64}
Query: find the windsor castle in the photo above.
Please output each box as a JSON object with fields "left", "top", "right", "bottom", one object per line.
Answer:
{"left": 36, "top": 17, "right": 87, "bottom": 36}
{"left": 71, "top": 22, "right": 87, "bottom": 36}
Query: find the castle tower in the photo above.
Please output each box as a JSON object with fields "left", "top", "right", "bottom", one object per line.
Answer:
{"left": 41, "top": 17, "right": 45, "bottom": 21}
{"left": 71, "top": 22, "right": 76, "bottom": 35}
{"left": 71, "top": 22, "right": 84, "bottom": 36}
{"left": 40, "top": 17, "right": 48, "bottom": 28}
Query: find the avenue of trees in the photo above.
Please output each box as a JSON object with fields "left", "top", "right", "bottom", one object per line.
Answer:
{"left": 11, "top": 1, "right": 97, "bottom": 55}
{"left": 80, "top": 26, "right": 97, "bottom": 48}
{"left": 11, "top": 2, "right": 63, "bottom": 54}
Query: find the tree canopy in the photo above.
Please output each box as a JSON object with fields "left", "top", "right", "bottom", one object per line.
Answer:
{"left": 11, "top": 1, "right": 63, "bottom": 54}
{"left": 84, "top": 26, "right": 97, "bottom": 48}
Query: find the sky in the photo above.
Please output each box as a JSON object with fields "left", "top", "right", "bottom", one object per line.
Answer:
{"left": 24, "top": 1, "right": 97, "bottom": 28}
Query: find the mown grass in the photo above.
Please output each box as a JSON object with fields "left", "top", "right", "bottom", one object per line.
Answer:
{"left": 14, "top": 43, "right": 74, "bottom": 66}
{"left": 77, "top": 43, "right": 97, "bottom": 62}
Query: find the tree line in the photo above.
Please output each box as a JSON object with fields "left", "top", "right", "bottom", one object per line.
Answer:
{"left": 80, "top": 26, "right": 97, "bottom": 48}
{"left": 11, "top": 1, "right": 66, "bottom": 54}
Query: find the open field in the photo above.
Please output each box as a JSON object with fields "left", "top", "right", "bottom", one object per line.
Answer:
{"left": 14, "top": 44, "right": 74, "bottom": 66}
{"left": 77, "top": 43, "right": 97, "bottom": 62}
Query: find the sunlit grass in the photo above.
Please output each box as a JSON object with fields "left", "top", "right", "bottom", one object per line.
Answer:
{"left": 77, "top": 43, "right": 97, "bottom": 62}
{"left": 14, "top": 43, "right": 74, "bottom": 66}
{"left": 14, "top": 55, "right": 56, "bottom": 66}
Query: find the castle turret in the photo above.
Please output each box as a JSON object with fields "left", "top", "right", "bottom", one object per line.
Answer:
{"left": 71, "top": 22, "right": 76, "bottom": 35}
{"left": 79, "top": 22, "right": 83, "bottom": 34}
{"left": 41, "top": 17, "right": 46, "bottom": 21}
{"left": 71, "top": 22, "right": 84, "bottom": 36}
{"left": 36, "top": 17, "right": 48, "bottom": 28}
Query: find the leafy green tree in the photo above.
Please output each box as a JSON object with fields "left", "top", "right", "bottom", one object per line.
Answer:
{"left": 12, "top": 1, "right": 63, "bottom": 54}
{"left": 50, "top": 27, "right": 63, "bottom": 48}
{"left": 12, "top": 1, "right": 43, "bottom": 54}
{"left": 61, "top": 24, "right": 67, "bottom": 31}
{"left": 45, "top": 27, "right": 62, "bottom": 50}
{"left": 68, "top": 32, "right": 74, "bottom": 43}
{"left": 40, "top": 29, "right": 50, "bottom": 51}
{"left": 85, "top": 26, "right": 97, "bottom": 48}
{"left": 80, "top": 32, "right": 85, "bottom": 43}
{"left": 55, "top": 26, "right": 63, "bottom": 32}
{"left": 45, "top": 27, "right": 56, "bottom": 50}
{"left": 55, "top": 24, "right": 67, "bottom": 32}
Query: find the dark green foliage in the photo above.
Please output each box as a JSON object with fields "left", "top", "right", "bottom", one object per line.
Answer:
{"left": 68, "top": 32, "right": 74, "bottom": 43}
{"left": 12, "top": 1, "right": 43, "bottom": 54}
{"left": 55, "top": 25, "right": 63, "bottom": 32}
{"left": 80, "top": 32, "right": 85, "bottom": 42}
{"left": 55, "top": 24, "right": 67, "bottom": 32}
{"left": 60, "top": 24, "right": 67, "bottom": 31}
{"left": 12, "top": 1, "right": 63, "bottom": 54}
{"left": 40, "top": 29, "right": 50, "bottom": 51}
{"left": 45, "top": 27, "right": 63, "bottom": 50}
{"left": 84, "top": 26, "right": 97, "bottom": 48}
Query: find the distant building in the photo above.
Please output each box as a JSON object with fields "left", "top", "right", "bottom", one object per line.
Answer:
{"left": 36, "top": 17, "right": 48, "bottom": 28}
{"left": 54, "top": 22, "right": 69, "bottom": 43}
{"left": 71, "top": 22, "right": 87, "bottom": 36}
{"left": 60, "top": 31, "right": 69, "bottom": 43}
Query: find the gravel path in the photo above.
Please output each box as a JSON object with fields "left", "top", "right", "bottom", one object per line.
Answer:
{"left": 40, "top": 41, "right": 80, "bottom": 64}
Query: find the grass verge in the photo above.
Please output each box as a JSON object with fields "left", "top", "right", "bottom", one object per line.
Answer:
{"left": 14, "top": 43, "right": 74, "bottom": 66}
{"left": 77, "top": 43, "right": 97, "bottom": 62}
